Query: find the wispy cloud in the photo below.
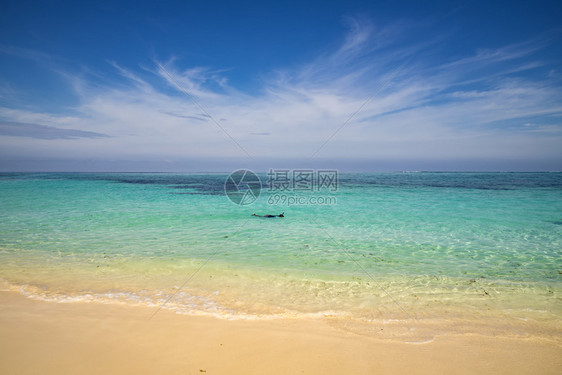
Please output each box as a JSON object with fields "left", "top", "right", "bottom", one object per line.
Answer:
{"left": 0, "top": 45, "right": 58, "bottom": 65}
{"left": 0, "top": 121, "right": 109, "bottom": 139}
{"left": 441, "top": 39, "right": 546, "bottom": 69}
{"left": 0, "top": 17, "right": 560, "bottom": 168}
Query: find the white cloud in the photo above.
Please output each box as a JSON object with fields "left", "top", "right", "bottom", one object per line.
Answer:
{"left": 0, "top": 17, "right": 561, "bottom": 169}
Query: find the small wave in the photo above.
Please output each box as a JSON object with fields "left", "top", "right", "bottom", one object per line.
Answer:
{"left": 3, "top": 280, "right": 350, "bottom": 322}
{"left": 3, "top": 279, "right": 561, "bottom": 344}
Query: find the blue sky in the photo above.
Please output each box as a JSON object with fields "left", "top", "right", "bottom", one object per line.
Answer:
{"left": 0, "top": 0, "right": 561, "bottom": 171}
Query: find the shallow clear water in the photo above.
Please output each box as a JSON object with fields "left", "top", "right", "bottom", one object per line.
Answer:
{"left": 1, "top": 172, "right": 561, "bottom": 341}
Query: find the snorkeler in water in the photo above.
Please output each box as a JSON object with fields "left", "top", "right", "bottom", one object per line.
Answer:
{"left": 252, "top": 212, "right": 284, "bottom": 218}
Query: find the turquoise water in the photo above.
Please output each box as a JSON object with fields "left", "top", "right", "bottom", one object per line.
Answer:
{"left": 1, "top": 172, "right": 561, "bottom": 341}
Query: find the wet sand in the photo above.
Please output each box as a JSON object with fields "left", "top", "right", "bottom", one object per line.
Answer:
{"left": 0, "top": 291, "right": 560, "bottom": 375}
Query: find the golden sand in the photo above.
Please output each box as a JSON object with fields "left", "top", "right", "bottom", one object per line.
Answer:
{"left": 0, "top": 291, "right": 560, "bottom": 374}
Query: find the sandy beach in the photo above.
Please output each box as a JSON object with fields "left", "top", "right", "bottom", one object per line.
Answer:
{"left": 1, "top": 291, "right": 560, "bottom": 375}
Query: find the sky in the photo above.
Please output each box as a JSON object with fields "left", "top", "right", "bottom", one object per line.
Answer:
{"left": 0, "top": 0, "right": 561, "bottom": 172}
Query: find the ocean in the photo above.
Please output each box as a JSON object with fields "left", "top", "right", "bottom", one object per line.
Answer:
{"left": 1, "top": 172, "right": 560, "bottom": 342}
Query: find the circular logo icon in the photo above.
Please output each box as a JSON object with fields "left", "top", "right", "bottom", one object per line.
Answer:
{"left": 224, "top": 169, "right": 261, "bottom": 205}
